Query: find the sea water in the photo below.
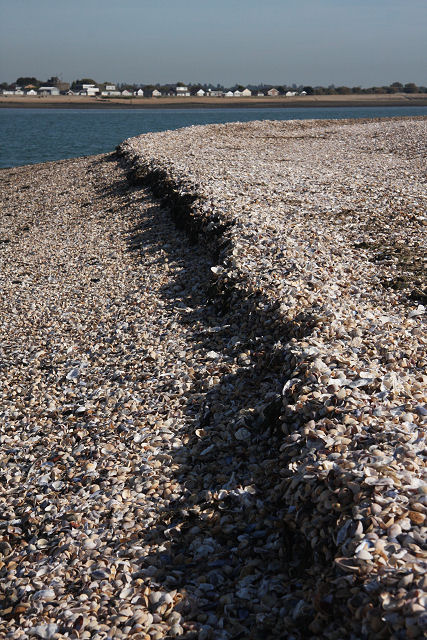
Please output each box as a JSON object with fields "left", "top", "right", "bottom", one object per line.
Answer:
{"left": 1, "top": 105, "right": 426, "bottom": 168}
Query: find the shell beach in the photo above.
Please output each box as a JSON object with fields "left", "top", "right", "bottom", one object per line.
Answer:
{"left": 0, "top": 117, "right": 426, "bottom": 638}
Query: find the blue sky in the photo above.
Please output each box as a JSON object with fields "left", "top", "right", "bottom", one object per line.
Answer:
{"left": 0, "top": 0, "right": 425, "bottom": 86}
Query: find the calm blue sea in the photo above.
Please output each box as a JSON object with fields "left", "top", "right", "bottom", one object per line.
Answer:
{"left": 0, "top": 106, "right": 426, "bottom": 169}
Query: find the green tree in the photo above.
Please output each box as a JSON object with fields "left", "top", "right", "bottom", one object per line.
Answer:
{"left": 404, "top": 83, "right": 418, "bottom": 93}
{"left": 16, "top": 76, "right": 41, "bottom": 87}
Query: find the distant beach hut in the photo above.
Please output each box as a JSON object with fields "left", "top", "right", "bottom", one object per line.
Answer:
{"left": 152, "top": 89, "right": 162, "bottom": 97}
{"left": 26, "top": 89, "right": 37, "bottom": 96}
{"left": 286, "top": 91, "right": 297, "bottom": 97}
{"left": 225, "top": 91, "right": 234, "bottom": 97}
{"left": 257, "top": 92, "right": 265, "bottom": 97}
{"left": 38, "top": 86, "right": 60, "bottom": 96}
{"left": 241, "top": 88, "right": 252, "bottom": 96}
{"left": 196, "top": 89, "right": 205, "bottom": 97}
{"left": 135, "top": 89, "right": 144, "bottom": 97}
{"left": 233, "top": 90, "right": 242, "bottom": 97}
{"left": 121, "top": 89, "right": 132, "bottom": 97}
{"left": 267, "top": 88, "right": 279, "bottom": 96}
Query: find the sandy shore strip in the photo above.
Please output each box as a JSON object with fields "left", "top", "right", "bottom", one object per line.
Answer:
{"left": 1, "top": 93, "right": 427, "bottom": 110}
{"left": 0, "top": 118, "right": 426, "bottom": 639}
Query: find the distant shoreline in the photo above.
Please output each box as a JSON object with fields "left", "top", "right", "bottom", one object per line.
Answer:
{"left": 1, "top": 93, "right": 427, "bottom": 110}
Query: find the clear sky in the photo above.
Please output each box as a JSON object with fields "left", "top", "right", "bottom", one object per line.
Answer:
{"left": 0, "top": 0, "right": 425, "bottom": 87}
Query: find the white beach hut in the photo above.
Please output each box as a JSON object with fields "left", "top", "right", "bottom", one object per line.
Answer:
{"left": 196, "top": 89, "right": 205, "bottom": 97}
{"left": 241, "top": 88, "right": 252, "bottom": 96}
{"left": 152, "top": 89, "right": 162, "bottom": 97}
{"left": 38, "top": 86, "right": 60, "bottom": 96}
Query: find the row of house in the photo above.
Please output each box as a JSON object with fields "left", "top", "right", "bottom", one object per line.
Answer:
{"left": 2, "top": 85, "right": 61, "bottom": 96}
{"left": 2, "top": 83, "right": 306, "bottom": 98}
{"left": 152, "top": 87, "right": 305, "bottom": 97}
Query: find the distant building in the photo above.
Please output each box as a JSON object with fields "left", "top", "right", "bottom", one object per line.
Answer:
{"left": 241, "top": 88, "right": 252, "bottom": 96}
{"left": 105, "top": 84, "right": 116, "bottom": 91}
{"left": 38, "top": 86, "right": 60, "bottom": 96}
{"left": 121, "top": 89, "right": 132, "bottom": 96}
{"left": 196, "top": 89, "right": 205, "bottom": 97}
{"left": 225, "top": 91, "right": 234, "bottom": 97}
{"left": 176, "top": 86, "right": 190, "bottom": 96}
{"left": 135, "top": 89, "right": 144, "bottom": 96}
{"left": 152, "top": 89, "right": 162, "bottom": 97}
{"left": 208, "top": 90, "right": 224, "bottom": 97}
{"left": 82, "top": 84, "right": 99, "bottom": 96}
{"left": 286, "top": 91, "right": 297, "bottom": 97}
{"left": 267, "top": 88, "right": 279, "bottom": 96}
{"left": 101, "top": 90, "right": 121, "bottom": 97}
{"left": 26, "top": 89, "right": 37, "bottom": 96}
{"left": 257, "top": 92, "right": 265, "bottom": 97}
{"left": 233, "top": 90, "right": 242, "bottom": 97}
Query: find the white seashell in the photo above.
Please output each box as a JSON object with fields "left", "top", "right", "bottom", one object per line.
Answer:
{"left": 33, "top": 588, "right": 56, "bottom": 601}
{"left": 30, "top": 624, "right": 58, "bottom": 639}
{"left": 408, "top": 305, "right": 425, "bottom": 318}
{"left": 206, "top": 350, "right": 220, "bottom": 359}
{"left": 66, "top": 367, "right": 80, "bottom": 380}
{"left": 210, "top": 265, "right": 224, "bottom": 274}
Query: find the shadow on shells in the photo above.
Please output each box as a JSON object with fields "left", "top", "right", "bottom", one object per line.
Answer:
{"left": 107, "top": 156, "right": 356, "bottom": 639}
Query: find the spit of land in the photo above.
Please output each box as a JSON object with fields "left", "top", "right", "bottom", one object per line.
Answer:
{"left": 0, "top": 117, "right": 425, "bottom": 639}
